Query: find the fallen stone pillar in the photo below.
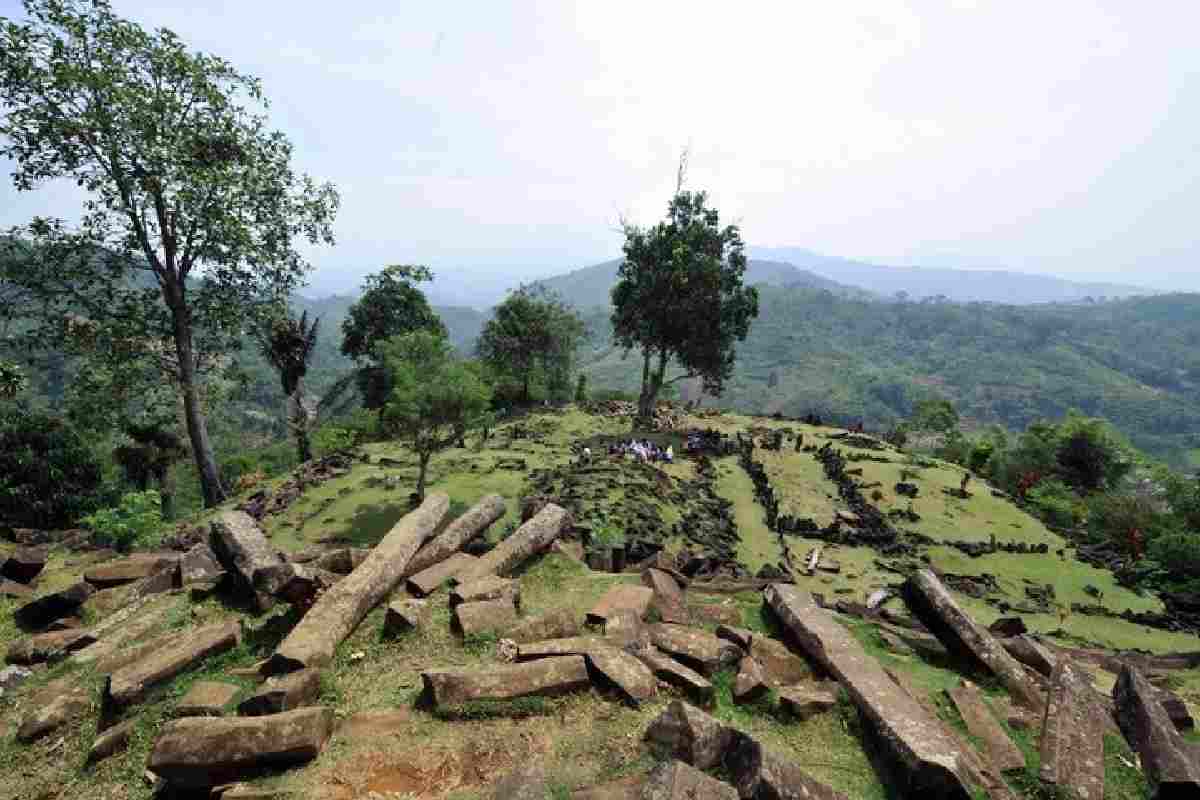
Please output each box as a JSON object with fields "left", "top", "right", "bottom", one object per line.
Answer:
{"left": 636, "top": 649, "right": 714, "bottom": 706}
{"left": 588, "top": 584, "right": 654, "bottom": 625}
{"left": 403, "top": 493, "right": 505, "bottom": 577}
{"left": 506, "top": 608, "right": 579, "bottom": 643}
{"left": 238, "top": 668, "right": 321, "bottom": 716}
{"left": 643, "top": 759, "right": 738, "bottom": 800}
{"left": 420, "top": 655, "right": 589, "bottom": 708}
{"left": 642, "top": 568, "right": 689, "bottom": 624}
{"left": 450, "top": 575, "right": 520, "bottom": 608}
{"left": 1113, "top": 665, "right": 1200, "bottom": 797}
{"left": 406, "top": 552, "right": 479, "bottom": 597}
{"left": 1039, "top": 658, "right": 1105, "bottom": 800}
{"left": 264, "top": 492, "right": 449, "bottom": 675}
{"left": 453, "top": 597, "right": 518, "bottom": 638}
{"left": 649, "top": 624, "right": 741, "bottom": 676}
{"left": 727, "top": 734, "right": 849, "bottom": 800}
{"left": 945, "top": 680, "right": 1024, "bottom": 773}
{"left": 210, "top": 511, "right": 283, "bottom": 612}
{"left": 453, "top": 503, "right": 570, "bottom": 583}
{"left": 103, "top": 620, "right": 242, "bottom": 714}
{"left": 6, "top": 628, "right": 96, "bottom": 664}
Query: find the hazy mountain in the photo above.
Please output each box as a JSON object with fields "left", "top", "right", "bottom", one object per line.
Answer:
{"left": 751, "top": 246, "right": 1158, "bottom": 304}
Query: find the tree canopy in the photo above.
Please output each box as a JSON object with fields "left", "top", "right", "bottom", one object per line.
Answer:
{"left": 476, "top": 285, "right": 586, "bottom": 405}
{"left": 0, "top": 0, "right": 339, "bottom": 506}
{"left": 612, "top": 188, "right": 759, "bottom": 419}
{"left": 341, "top": 265, "right": 445, "bottom": 361}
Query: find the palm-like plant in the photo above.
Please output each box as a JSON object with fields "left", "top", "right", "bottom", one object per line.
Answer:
{"left": 261, "top": 310, "right": 321, "bottom": 463}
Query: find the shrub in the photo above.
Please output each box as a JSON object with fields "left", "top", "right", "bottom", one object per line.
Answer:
{"left": 1147, "top": 534, "right": 1200, "bottom": 581}
{"left": 312, "top": 425, "right": 357, "bottom": 456}
{"left": 0, "top": 407, "right": 107, "bottom": 527}
{"left": 82, "top": 489, "right": 163, "bottom": 551}
{"left": 1026, "top": 479, "right": 1085, "bottom": 529}
{"left": 1084, "top": 492, "right": 1169, "bottom": 553}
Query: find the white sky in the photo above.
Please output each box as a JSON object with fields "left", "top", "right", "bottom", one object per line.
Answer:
{"left": 2, "top": 0, "right": 1198, "bottom": 293}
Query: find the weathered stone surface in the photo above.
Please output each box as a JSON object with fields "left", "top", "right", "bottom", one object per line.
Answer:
{"left": 1157, "top": 688, "right": 1195, "bottom": 733}
{"left": 148, "top": 706, "right": 334, "bottom": 788}
{"left": 643, "top": 568, "right": 689, "bottom": 624}
{"left": 605, "top": 608, "right": 652, "bottom": 651}
{"left": 420, "top": 655, "right": 590, "bottom": 707}
{"left": 87, "top": 718, "right": 135, "bottom": 764}
{"left": 904, "top": 569, "right": 1044, "bottom": 711}
{"left": 586, "top": 645, "right": 657, "bottom": 705}
{"left": 635, "top": 649, "right": 715, "bottom": 706}
{"left": 506, "top": 608, "right": 580, "bottom": 643}
{"left": 313, "top": 547, "right": 369, "bottom": 575}
{"left": 384, "top": 599, "right": 427, "bottom": 635}
{"left": 642, "top": 759, "right": 738, "bottom": 800}
{"left": 649, "top": 624, "right": 741, "bottom": 676}
{"left": 644, "top": 700, "right": 735, "bottom": 770}
{"left": 1040, "top": 658, "right": 1105, "bottom": 800}
{"left": 449, "top": 575, "right": 520, "bottom": 608}
{"left": 749, "top": 636, "right": 811, "bottom": 687}
{"left": 6, "top": 628, "right": 96, "bottom": 664}
{"left": 0, "top": 578, "right": 33, "bottom": 598}
{"left": 777, "top": 683, "right": 838, "bottom": 720}
{"left": 215, "top": 784, "right": 296, "bottom": 800}
{"left": 816, "top": 559, "right": 841, "bottom": 575}
{"left": 517, "top": 636, "right": 606, "bottom": 660}
{"left": 71, "top": 596, "right": 171, "bottom": 667}
{"left": 403, "top": 493, "right": 505, "bottom": 577}
{"left": 17, "top": 675, "right": 89, "bottom": 743}
{"left": 1001, "top": 634, "right": 1057, "bottom": 678}
{"left": 765, "top": 584, "right": 978, "bottom": 798}
{"left": 715, "top": 625, "right": 755, "bottom": 652}
{"left": 334, "top": 709, "right": 411, "bottom": 742}
{"left": 176, "top": 681, "right": 239, "bottom": 716}
{"left": 453, "top": 502, "right": 570, "bottom": 583}
{"left": 690, "top": 602, "right": 743, "bottom": 627}
{"left": 588, "top": 585, "right": 655, "bottom": 625}
{"left": 104, "top": 620, "right": 242, "bottom": 712}
{"left": 571, "top": 774, "right": 644, "bottom": 800}
{"left": 553, "top": 540, "right": 586, "bottom": 564}
{"left": 2, "top": 546, "right": 46, "bottom": 584}
{"left": 734, "top": 655, "right": 768, "bottom": 705}
{"left": 85, "top": 554, "right": 178, "bottom": 588}
{"left": 210, "top": 511, "right": 282, "bottom": 612}
{"left": 265, "top": 493, "right": 448, "bottom": 675}
{"left": 946, "top": 680, "right": 1025, "bottom": 773}
{"left": 131, "top": 564, "right": 180, "bottom": 599}
{"left": 1113, "top": 665, "right": 1200, "bottom": 798}
{"left": 491, "top": 763, "right": 548, "bottom": 800}
{"left": 407, "top": 552, "right": 480, "bottom": 597}
{"left": 238, "top": 668, "right": 321, "bottom": 716}
{"left": 454, "top": 597, "right": 519, "bottom": 638}
{"left": 988, "top": 617, "right": 1027, "bottom": 638}
{"left": 15, "top": 580, "right": 94, "bottom": 628}
{"left": 727, "top": 735, "right": 850, "bottom": 800}
{"left": 253, "top": 563, "right": 341, "bottom": 605}
{"left": 181, "top": 542, "right": 226, "bottom": 591}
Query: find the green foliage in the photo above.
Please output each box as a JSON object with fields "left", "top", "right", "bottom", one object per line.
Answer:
{"left": 312, "top": 425, "right": 357, "bottom": 457}
{"left": 574, "top": 373, "right": 588, "bottom": 404}
{"left": 911, "top": 397, "right": 959, "bottom": 432}
{"left": 0, "top": 360, "right": 26, "bottom": 398}
{"left": 259, "top": 309, "right": 321, "bottom": 462}
{"left": 379, "top": 330, "right": 493, "bottom": 499}
{"left": 341, "top": 265, "right": 445, "bottom": 362}
{"left": 1025, "top": 479, "right": 1085, "bottom": 529}
{"left": 0, "top": 406, "right": 106, "bottom": 527}
{"left": 1147, "top": 534, "right": 1200, "bottom": 581}
{"left": 613, "top": 183, "right": 759, "bottom": 417}
{"left": 82, "top": 489, "right": 164, "bottom": 551}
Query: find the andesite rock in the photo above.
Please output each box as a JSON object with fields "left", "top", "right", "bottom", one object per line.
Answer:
{"left": 643, "top": 568, "right": 689, "bottom": 624}
{"left": 6, "top": 628, "right": 96, "bottom": 664}
{"left": 1039, "top": 658, "right": 1105, "bottom": 800}
{"left": 1001, "top": 634, "right": 1057, "bottom": 678}
{"left": 733, "top": 655, "right": 768, "bottom": 705}
{"left": 586, "top": 645, "right": 657, "bottom": 705}
{"left": 506, "top": 607, "right": 579, "bottom": 643}
{"left": 265, "top": 492, "right": 448, "bottom": 675}
{"left": 2, "top": 546, "right": 47, "bottom": 584}
{"left": 988, "top": 617, "right": 1027, "bottom": 638}
{"left": 15, "top": 580, "right": 94, "bottom": 629}
{"left": 588, "top": 584, "right": 654, "bottom": 625}
{"left": 649, "top": 623, "right": 741, "bottom": 676}
{"left": 715, "top": 625, "right": 755, "bottom": 652}
{"left": 104, "top": 620, "right": 242, "bottom": 713}
{"left": 87, "top": 718, "right": 135, "bottom": 765}
{"left": 449, "top": 574, "right": 520, "bottom": 607}
{"left": 313, "top": 547, "right": 369, "bottom": 575}
{"left": 572, "top": 774, "right": 645, "bottom": 800}
{"left": 517, "top": 636, "right": 606, "bottom": 660}
{"left": 946, "top": 680, "right": 1025, "bottom": 773}
{"left": 210, "top": 511, "right": 283, "bottom": 613}
{"left": 148, "top": 706, "right": 335, "bottom": 788}
{"left": 421, "top": 655, "right": 590, "bottom": 707}
{"left": 1113, "top": 665, "right": 1200, "bottom": 798}
{"left": 642, "top": 759, "right": 738, "bottom": 800}
{"left": 407, "top": 552, "right": 479, "bottom": 597}
{"left": 238, "top": 668, "right": 321, "bottom": 716}
{"left": 85, "top": 553, "right": 179, "bottom": 588}
{"left": 402, "top": 493, "right": 505, "bottom": 577}
{"left": 454, "top": 597, "right": 519, "bottom": 638}
{"left": 384, "top": 599, "right": 427, "bottom": 635}
{"left": 17, "top": 675, "right": 90, "bottom": 743}
{"left": 644, "top": 700, "right": 735, "bottom": 770}
{"left": 748, "top": 636, "right": 810, "bottom": 687}
{"left": 635, "top": 649, "right": 715, "bottom": 706}
{"left": 176, "top": 680, "right": 239, "bottom": 716}
{"left": 777, "top": 683, "right": 838, "bottom": 720}
{"left": 726, "top": 734, "right": 850, "bottom": 800}
{"left": 0, "top": 578, "right": 33, "bottom": 599}
{"left": 254, "top": 562, "right": 341, "bottom": 605}
{"left": 453, "top": 503, "right": 570, "bottom": 583}
{"left": 180, "top": 542, "right": 226, "bottom": 593}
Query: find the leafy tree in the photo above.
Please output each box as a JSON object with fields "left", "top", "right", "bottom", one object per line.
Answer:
{"left": 911, "top": 397, "right": 959, "bottom": 433}
{"left": 0, "top": 0, "right": 339, "bottom": 507}
{"left": 0, "top": 406, "right": 107, "bottom": 527}
{"left": 81, "top": 489, "right": 163, "bottom": 552}
{"left": 0, "top": 360, "right": 26, "bottom": 399}
{"left": 260, "top": 310, "right": 321, "bottom": 463}
{"left": 612, "top": 185, "right": 759, "bottom": 420}
{"left": 112, "top": 422, "right": 186, "bottom": 518}
{"left": 476, "top": 285, "right": 586, "bottom": 405}
{"left": 575, "top": 373, "right": 588, "bottom": 404}
{"left": 379, "top": 331, "right": 492, "bottom": 501}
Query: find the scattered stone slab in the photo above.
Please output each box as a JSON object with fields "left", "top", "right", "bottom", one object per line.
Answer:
{"left": 407, "top": 552, "right": 480, "bottom": 597}
{"left": 649, "top": 624, "right": 741, "bottom": 676}
{"left": 1113, "top": 665, "right": 1200, "bottom": 797}
{"left": 988, "top": 617, "right": 1027, "bottom": 638}
{"left": 453, "top": 502, "right": 570, "bottom": 583}
{"left": 764, "top": 584, "right": 979, "bottom": 798}
{"left": 727, "top": 735, "right": 849, "bottom": 800}
{"left": 946, "top": 680, "right": 1025, "bottom": 773}
{"left": 644, "top": 700, "right": 737, "bottom": 772}
{"left": 384, "top": 599, "right": 427, "bottom": 635}
{"left": 517, "top": 636, "right": 606, "bottom": 660}
{"left": 449, "top": 575, "right": 520, "bottom": 608}
{"left": 587, "top": 645, "right": 657, "bottom": 705}
{"left": 2, "top": 546, "right": 47, "bottom": 584}
{"left": 778, "top": 683, "right": 838, "bottom": 720}
{"left": 572, "top": 774, "right": 644, "bottom": 800}
{"left": 749, "top": 636, "right": 811, "bottom": 687}
{"left": 588, "top": 584, "right": 654, "bottom": 625}
{"left": 181, "top": 542, "right": 226, "bottom": 593}
{"left": 334, "top": 709, "right": 411, "bottom": 742}
{"left": 733, "top": 655, "right": 768, "bottom": 704}
{"left": 104, "top": 620, "right": 242, "bottom": 713}
{"left": 1039, "top": 658, "right": 1105, "bottom": 800}
{"left": 420, "top": 655, "right": 590, "bottom": 707}
{"left": 131, "top": 564, "right": 180, "bottom": 599}
{"left": 313, "top": 547, "right": 369, "bottom": 575}
{"left": 454, "top": 597, "right": 519, "bottom": 638}
{"left": 491, "top": 763, "right": 549, "bottom": 800}
{"left": 816, "top": 559, "right": 841, "bottom": 575}
{"left": 15, "top": 580, "right": 94, "bottom": 629}
{"left": 642, "top": 759, "right": 738, "bottom": 800}
{"left": 643, "top": 568, "right": 688, "bottom": 624}
{"left": 17, "top": 675, "right": 90, "bottom": 743}
{"left": 715, "top": 625, "right": 754, "bottom": 652}
{"left": 238, "top": 668, "right": 321, "bottom": 716}
{"left": 635, "top": 649, "right": 715, "bottom": 706}
{"left": 1157, "top": 688, "right": 1195, "bottom": 733}
{"left": 265, "top": 493, "right": 448, "bottom": 675}
{"left": 215, "top": 784, "right": 296, "bottom": 800}
{"left": 85, "top": 554, "right": 178, "bottom": 588}
{"left": 403, "top": 493, "right": 505, "bottom": 577}
{"left": 0, "top": 578, "right": 33, "bottom": 598}
{"left": 904, "top": 569, "right": 1044, "bottom": 711}
{"left": 506, "top": 607, "right": 580, "bottom": 643}
{"left": 71, "top": 596, "right": 171, "bottom": 667}
{"left": 605, "top": 608, "right": 651, "bottom": 651}
{"left": 147, "top": 706, "right": 335, "bottom": 789}
{"left": 689, "top": 602, "right": 744, "bottom": 627}
{"left": 210, "top": 511, "right": 283, "bottom": 612}
{"left": 87, "top": 718, "right": 135, "bottom": 765}
{"left": 0, "top": 664, "right": 33, "bottom": 696}
{"left": 6, "top": 628, "right": 96, "bottom": 664}
{"left": 253, "top": 562, "right": 341, "bottom": 605}
{"left": 1001, "top": 634, "right": 1057, "bottom": 678}
{"left": 177, "top": 681, "right": 240, "bottom": 716}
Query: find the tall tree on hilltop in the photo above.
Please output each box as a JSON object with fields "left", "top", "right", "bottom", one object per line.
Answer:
{"left": 613, "top": 163, "right": 758, "bottom": 421}
{"left": 476, "top": 285, "right": 587, "bottom": 405}
{"left": 260, "top": 310, "right": 321, "bottom": 463}
{"left": 341, "top": 265, "right": 445, "bottom": 412}
{"left": 0, "top": 0, "right": 340, "bottom": 506}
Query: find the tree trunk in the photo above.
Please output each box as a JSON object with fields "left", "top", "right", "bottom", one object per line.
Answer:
{"left": 170, "top": 301, "right": 226, "bottom": 508}
{"left": 416, "top": 451, "right": 431, "bottom": 501}
{"left": 636, "top": 348, "right": 655, "bottom": 422}
{"left": 290, "top": 389, "right": 312, "bottom": 464}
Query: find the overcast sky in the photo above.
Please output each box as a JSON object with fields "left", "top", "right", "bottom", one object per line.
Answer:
{"left": 2, "top": 0, "right": 1198, "bottom": 294}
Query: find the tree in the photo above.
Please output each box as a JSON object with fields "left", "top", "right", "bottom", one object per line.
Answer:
{"left": 379, "top": 331, "right": 492, "bottom": 501}
{"left": 260, "top": 310, "right": 320, "bottom": 463}
{"left": 476, "top": 285, "right": 586, "bottom": 405}
{"left": 112, "top": 422, "right": 186, "bottom": 518}
{"left": 0, "top": 0, "right": 339, "bottom": 507}
{"left": 575, "top": 373, "right": 588, "bottom": 404}
{"left": 612, "top": 182, "right": 759, "bottom": 421}
{"left": 911, "top": 397, "right": 959, "bottom": 433}
{"left": 0, "top": 406, "right": 107, "bottom": 527}
{"left": 341, "top": 265, "right": 445, "bottom": 411}
{"left": 0, "top": 360, "right": 26, "bottom": 399}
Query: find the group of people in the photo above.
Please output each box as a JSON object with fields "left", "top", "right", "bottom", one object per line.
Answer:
{"left": 608, "top": 438, "right": 674, "bottom": 463}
